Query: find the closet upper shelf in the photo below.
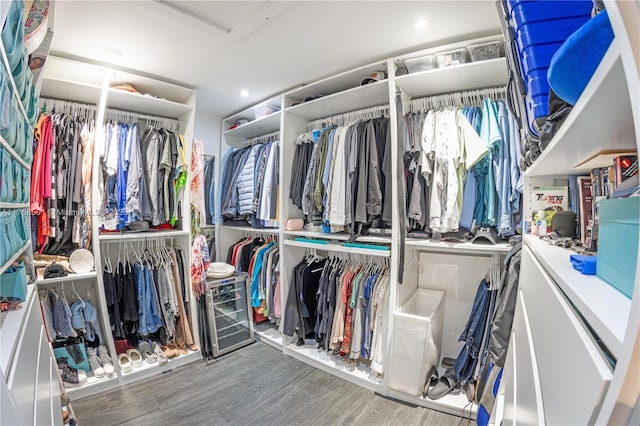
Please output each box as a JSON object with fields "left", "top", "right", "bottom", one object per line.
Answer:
{"left": 526, "top": 42, "right": 637, "bottom": 177}
{"left": 223, "top": 111, "right": 281, "bottom": 141}
{"left": 40, "top": 79, "right": 101, "bottom": 105}
{"left": 284, "top": 61, "right": 388, "bottom": 108}
{"left": 394, "top": 58, "right": 508, "bottom": 99}
{"left": 41, "top": 56, "right": 195, "bottom": 119}
{"left": 105, "top": 88, "right": 192, "bottom": 120}
{"left": 285, "top": 80, "right": 389, "bottom": 122}
{"left": 525, "top": 235, "right": 629, "bottom": 360}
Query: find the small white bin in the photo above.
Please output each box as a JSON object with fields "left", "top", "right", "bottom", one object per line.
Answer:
{"left": 388, "top": 288, "right": 445, "bottom": 397}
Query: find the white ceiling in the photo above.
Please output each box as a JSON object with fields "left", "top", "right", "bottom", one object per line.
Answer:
{"left": 49, "top": 0, "right": 502, "bottom": 118}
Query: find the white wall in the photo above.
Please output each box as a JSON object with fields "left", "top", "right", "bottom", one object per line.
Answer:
{"left": 194, "top": 110, "right": 222, "bottom": 156}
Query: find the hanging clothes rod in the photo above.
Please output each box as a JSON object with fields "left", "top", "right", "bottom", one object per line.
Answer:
{"left": 104, "top": 107, "right": 180, "bottom": 132}
{"left": 39, "top": 97, "right": 97, "bottom": 116}
{"left": 408, "top": 86, "right": 507, "bottom": 113}
{"left": 247, "top": 130, "right": 280, "bottom": 146}
{"left": 306, "top": 104, "right": 389, "bottom": 131}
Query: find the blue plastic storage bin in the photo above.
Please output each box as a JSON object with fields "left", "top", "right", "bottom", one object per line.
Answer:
{"left": 508, "top": 0, "right": 592, "bottom": 26}
{"left": 597, "top": 197, "right": 639, "bottom": 299}
{"left": 521, "top": 42, "right": 563, "bottom": 73}
{"left": 515, "top": 15, "right": 592, "bottom": 52}
{"left": 526, "top": 94, "right": 548, "bottom": 127}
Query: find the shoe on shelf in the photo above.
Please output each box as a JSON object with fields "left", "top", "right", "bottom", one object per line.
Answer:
{"left": 127, "top": 349, "right": 143, "bottom": 368}
{"left": 57, "top": 357, "right": 87, "bottom": 388}
{"left": 98, "top": 345, "right": 115, "bottom": 376}
{"left": 60, "top": 392, "right": 70, "bottom": 407}
{"left": 152, "top": 342, "right": 169, "bottom": 365}
{"left": 86, "top": 347, "right": 105, "bottom": 378}
{"left": 118, "top": 353, "right": 133, "bottom": 373}
{"left": 138, "top": 340, "right": 157, "bottom": 364}
{"left": 164, "top": 343, "right": 181, "bottom": 358}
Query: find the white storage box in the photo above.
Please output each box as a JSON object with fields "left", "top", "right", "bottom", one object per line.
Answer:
{"left": 388, "top": 288, "right": 445, "bottom": 397}
{"left": 405, "top": 55, "right": 436, "bottom": 73}
{"left": 436, "top": 48, "right": 467, "bottom": 68}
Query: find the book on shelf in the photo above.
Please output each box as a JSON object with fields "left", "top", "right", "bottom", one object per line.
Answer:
{"left": 577, "top": 176, "right": 593, "bottom": 244}
{"left": 614, "top": 154, "right": 638, "bottom": 186}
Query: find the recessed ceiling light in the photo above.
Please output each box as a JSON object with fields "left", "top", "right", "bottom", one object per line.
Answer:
{"left": 411, "top": 17, "right": 431, "bottom": 31}
{"left": 104, "top": 48, "right": 123, "bottom": 59}
{"left": 240, "top": 89, "right": 249, "bottom": 98}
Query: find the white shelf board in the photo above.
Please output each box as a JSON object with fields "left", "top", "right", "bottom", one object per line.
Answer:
{"left": 120, "top": 350, "right": 201, "bottom": 385}
{"left": 223, "top": 111, "right": 281, "bottom": 143}
{"left": 526, "top": 43, "right": 637, "bottom": 177}
{"left": 40, "top": 78, "right": 102, "bottom": 105}
{"left": 106, "top": 88, "right": 191, "bottom": 119}
{"left": 394, "top": 58, "right": 508, "bottom": 100}
{"left": 221, "top": 225, "right": 279, "bottom": 235}
{"left": 0, "top": 202, "right": 28, "bottom": 209}
{"left": 98, "top": 229, "right": 190, "bottom": 241}
{"left": 406, "top": 238, "right": 512, "bottom": 254}
{"left": 36, "top": 271, "right": 97, "bottom": 285}
{"left": 284, "top": 240, "right": 390, "bottom": 257}
{"left": 0, "top": 240, "right": 31, "bottom": 275}
{"left": 42, "top": 56, "right": 105, "bottom": 87}
{"left": 285, "top": 80, "right": 390, "bottom": 122}
{"left": 254, "top": 323, "right": 283, "bottom": 350}
{"left": 0, "top": 134, "right": 29, "bottom": 169}
{"left": 65, "top": 374, "right": 119, "bottom": 400}
{"left": 282, "top": 229, "right": 391, "bottom": 244}
{"left": 525, "top": 235, "right": 630, "bottom": 358}
{"left": 386, "top": 388, "right": 476, "bottom": 419}
{"left": 286, "top": 61, "right": 387, "bottom": 105}
{"left": 284, "top": 342, "right": 383, "bottom": 393}
{"left": 109, "top": 69, "right": 195, "bottom": 105}
{"left": 0, "top": 284, "right": 35, "bottom": 374}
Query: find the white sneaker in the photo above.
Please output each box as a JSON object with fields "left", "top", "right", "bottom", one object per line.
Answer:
{"left": 86, "top": 347, "right": 105, "bottom": 378}
{"left": 98, "top": 345, "right": 115, "bottom": 376}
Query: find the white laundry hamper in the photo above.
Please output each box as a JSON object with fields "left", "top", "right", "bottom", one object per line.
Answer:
{"left": 388, "top": 288, "right": 445, "bottom": 396}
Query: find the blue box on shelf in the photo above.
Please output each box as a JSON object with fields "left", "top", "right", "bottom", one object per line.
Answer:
{"left": 596, "top": 197, "right": 639, "bottom": 299}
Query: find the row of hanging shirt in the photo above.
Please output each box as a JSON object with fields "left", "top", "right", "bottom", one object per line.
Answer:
{"left": 226, "top": 236, "right": 280, "bottom": 323}
{"left": 404, "top": 97, "right": 523, "bottom": 237}
{"left": 219, "top": 139, "right": 280, "bottom": 228}
{"left": 102, "top": 243, "right": 195, "bottom": 350}
{"left": 283, "top": 254, "right": 390, "bottom": 375}
{"left": 98, "top": 120, "right": 188, "bottom": 232}
{"left": 31, "top": 105, "right": 95, "bottom": 255}
{"left": 289, "top": 115, "right": 392, "bottom": 236}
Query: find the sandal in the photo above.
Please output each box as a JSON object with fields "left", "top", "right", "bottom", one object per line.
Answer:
{"left": 153, "top": 342, "right": 169, "bottom": 365}
{"left": 440, "top": 357, "right": 456, "bottom": 369}
{"left": 422, "top": 366, "right": 439, "bottom": 398}
{"left": 118, "top": 353, "right": 133, "bottom": 373}
{"left": 162, "top": 344, "right": 179, "bottom": 359}
{"left": 427, "top": 368, "right": 460, "bottom": 400}
{"left": 139, "top": 341, "right": 157, "bottom": 364}
{"left": 127, "top": 349, "right": 143, "bottom": 368}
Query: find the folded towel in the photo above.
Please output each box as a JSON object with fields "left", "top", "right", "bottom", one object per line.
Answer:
{"left": 570, "top": 254, "right": 597, "bottom": 275}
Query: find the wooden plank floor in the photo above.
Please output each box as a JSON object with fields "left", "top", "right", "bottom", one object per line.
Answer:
{"left": 72, "top": 342, "right": 463, "bottom": 425}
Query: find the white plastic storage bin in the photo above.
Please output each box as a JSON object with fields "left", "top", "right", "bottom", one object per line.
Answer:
{"left": 405, "top": 55, "right": 436, "bottom": 73}
{"left": 388, "top": 288, "right": 445, "bottom": 397}
{"left": 435, "top": 48, "right": 467, "bottom": 68}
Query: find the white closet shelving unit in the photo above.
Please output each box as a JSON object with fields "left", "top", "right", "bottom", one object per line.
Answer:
{"left": 35, "top": 55, "right": 202, "bottom": 399}
{"left": 217, "top": 34, "right": 512, "bottom": 417}
{"left": 217, "top": 95, "right": 283, "bottom": 349}
{"left": 500, "top": 1, "right": 640, "bottom": 424}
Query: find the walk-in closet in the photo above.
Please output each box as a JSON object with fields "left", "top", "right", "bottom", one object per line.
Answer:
{"left": 1, "top": 1, "right": 639, "bottom": 425}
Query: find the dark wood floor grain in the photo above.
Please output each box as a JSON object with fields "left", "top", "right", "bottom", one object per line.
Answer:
{"left": 72, "top": 342, "right": 462, "bottom": 426}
